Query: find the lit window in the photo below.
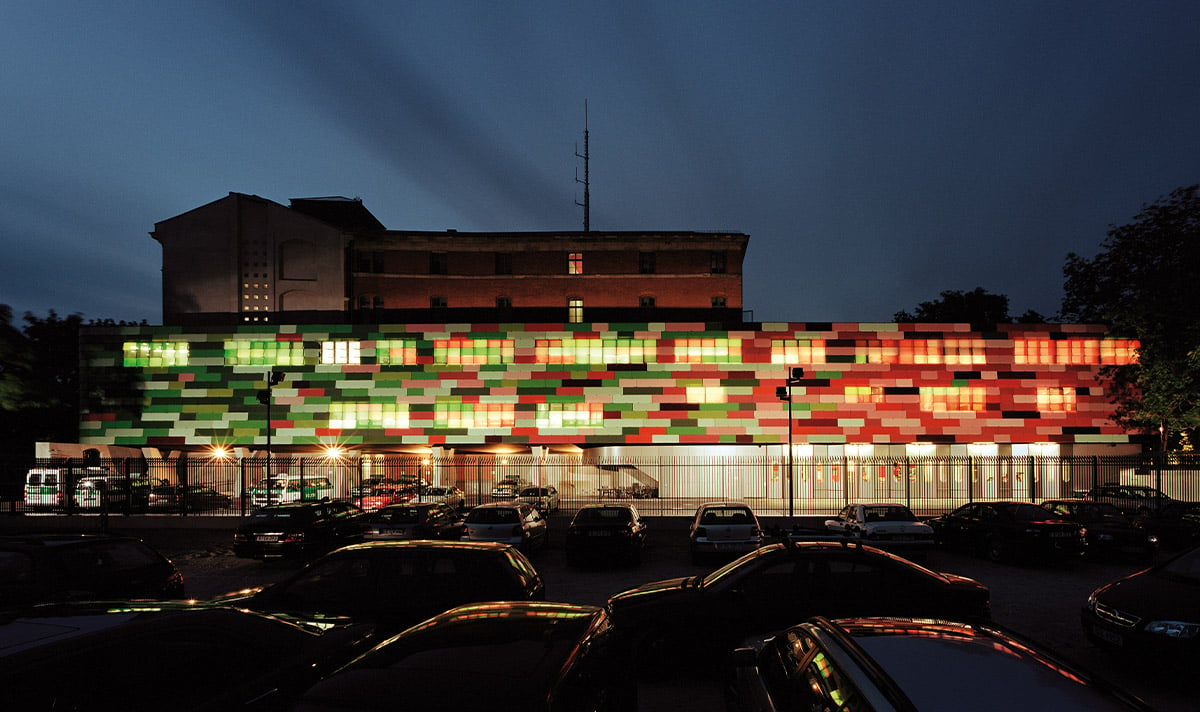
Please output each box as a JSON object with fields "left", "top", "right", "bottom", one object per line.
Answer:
{"left": 673, "top": 338, "right": 742, "bottom": 363}
{"left": 225, "top": 339, "right": 305, "bottom": 366}
{"left": 568, "top": 298, "right": 583, "bottom": 323}
{"left": 844, "top": 386, "right": 884, "bottom": 403}
{"left": 123, "top": 341, "right": 190, "bottom": 368}
{"left": 1037, "top": 387, "right": 1077, "bottom": 412}
{"left": 686, "top": 386, "right": 727, "bottom": 403}
{"left": 377, "top": 339, "right": 418, "bottom": 365}
{"left": 568, "top": 252, "right": 583, "bottom": 274}
{"left": 919, "top": 386, "right": 986, "bottom": 412}
{"left": 322, "top": 341, "right": 361, "bottom": 365}
{"left": 534, "top": 338, "right": 655, "bottom": 364}
{"left": 435, "top": 400, "right": 515, "bottom": 428}
{"left": 536, "top": 402, "right": 604, "bottom": 428}
{"left": 329, "top": 402, "right": 409, "bottom": 429}
{"left": 771, "top": 339, "right": 827, "bottom": 365}
{"left": 434, "top": 338, "right": 515, "bottom": 365}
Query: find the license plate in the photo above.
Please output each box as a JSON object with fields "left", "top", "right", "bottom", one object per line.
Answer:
{"left": 1049, "top": 532, "right": 1073, "bottom": 538}
{"left": 255, "top": 534, "right": 278, "bottom": 542}
{"left": 1092, "top": 625, "right": 1123, "bottom": 646}
{"left": 589, "top": 531, "right": 612, "bottom": 536}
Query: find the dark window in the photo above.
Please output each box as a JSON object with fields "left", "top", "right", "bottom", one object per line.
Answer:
{"left": 430, "top": 296, "right": 447, "bottom": 308}
{"left": 372, "top": 296, "right": 384, "bottom": 309}
{"left": 639, "top": 296, "right": 656, "bottom": 308}
{"left": 496, "top": 296, "right": 512, "bottom": 309}
{"left": 495, "top": 253, "right": 512, "bottom": 275}
{"left": 712, "top": 296, "right": 726, "bottom": 308}
{"left": 711, "top": 252, "right": 727, "bottom": 274}
{"left": 639, "top": 252, "right": 656, "bottom": 274}
{"left": 358, "top": 295, "right": 370, "bottom": 309}
{"left": 430, "top": 253, "right": 448, "bottom": 275}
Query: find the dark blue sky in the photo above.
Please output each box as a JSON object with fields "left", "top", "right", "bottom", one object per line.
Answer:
{"left": 2, "top": 1, "right": 1197, "bottom": 324}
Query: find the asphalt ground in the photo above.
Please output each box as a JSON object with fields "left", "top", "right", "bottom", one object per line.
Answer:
{"left": 3, "top": 513, "right": 1191, "bottom": 711}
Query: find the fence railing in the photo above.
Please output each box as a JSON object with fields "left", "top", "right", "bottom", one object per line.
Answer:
{"left": 5, "top": 454, "right": 1200, "bottom": 518}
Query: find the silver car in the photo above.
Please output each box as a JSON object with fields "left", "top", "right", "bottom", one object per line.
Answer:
{"left": 462, "top": 502, "right": 549, "bottom": 553}
{"left": 413, "top": 485, "right": 466, "bottom": 511}
{"left": 688, "top": 502, "right": 762, "bottom": 563}
{"left": 516, "top": 485, "right": 560, "bottom": 514}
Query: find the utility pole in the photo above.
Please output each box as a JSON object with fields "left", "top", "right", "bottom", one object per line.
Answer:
{"left": 257, "top": 369, "right": 285, "bottom": 504}
{"left": 775, "top": 367, "right": 805, "bottom": 518}
{"left": 575, "top": 100, "right": 590, "bottom": 232}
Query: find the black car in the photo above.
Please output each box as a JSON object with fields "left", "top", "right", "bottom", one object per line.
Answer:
{"left": 217, "top": 540, "right": 545, "bottom": 634}
{"left": 929, "top": 500, "right": 1086, "bottom": 562}
{"left": 361, "top": 502, "right": 463, "bottom": 541}
{"left": 565, "top": 503, "right": 648, "bottom": 566}
{"left": 148, "top": 483, "right": 233, "bottom": 512}
{"left": 1133, "top": 500, "right": 1200, "bottom": 551}
{"left": 234, "top": 500, "right": 367, "bottom": 560}
{"left": 0, "top": 600, "right": 375, "bottom": 712}
{"left": 0, "top": 533, "right": 184, "bottom": 607}
{"left": 605, "top": 540, "right": 989, "bottom": 674}
{"left": 1080, "top": 483, "right": 1173, "bottom": 516}
{"left": 728, "top": 617, "right": 1152, "bottom": 712}
{"left": 292, "top": 601, "right": 634, "bottom": 712}
{"left": 1082, "top": 544, "right": 1200, "bottom": 656}
{"left": 1042, "top": 499, "right": 1158, "bottom": 561}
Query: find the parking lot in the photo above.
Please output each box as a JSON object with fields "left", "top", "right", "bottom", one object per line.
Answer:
{"left": 2, "top": 510, "right": 1190, "bottom": 711}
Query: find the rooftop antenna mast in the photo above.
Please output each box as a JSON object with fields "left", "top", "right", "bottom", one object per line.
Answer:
{"left": 575, "top": 100, "right": 590, "bottom": 232}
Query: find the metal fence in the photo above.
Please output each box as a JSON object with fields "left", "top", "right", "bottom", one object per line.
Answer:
{"left": 4, "top": 453, "right": 1200, "bottom": 518}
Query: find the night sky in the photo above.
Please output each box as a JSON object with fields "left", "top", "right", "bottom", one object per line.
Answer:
{"left": 2, "top": 1, "right": 1197, "bottom": 325}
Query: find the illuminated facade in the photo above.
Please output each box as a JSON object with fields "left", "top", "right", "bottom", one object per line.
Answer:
{"left": 81, "top": 320, "right": 1138, "bottom": 458}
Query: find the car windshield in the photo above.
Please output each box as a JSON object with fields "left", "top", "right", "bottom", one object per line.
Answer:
{"left": 1007, "top": 504, "right": 1056, "bottom": 521}
{"left": 699, "top": 507, "right": 753, "bottom": 525}
{"left": 1077, "top": 503, "right": 1126, "bottom": 521}
{"left": 1161, "top": 548, "right": 1200, "bottom": 581}
{"left": 468, "top": 508, "right": 519, "bottom": 524}
{"left": 425, "top": 488, "right": 447, "bottom": 496}
{"left": 575, "top": 507, "right": 631, "bottom": 524}
{"left": 377, "top": 507, "right": 421, "bottom": 524}
{"left": 519, "top": 488, "right": 547, "bottom": 497}
{"left": 863, "top": 506, "right": 917, "bottom": 522}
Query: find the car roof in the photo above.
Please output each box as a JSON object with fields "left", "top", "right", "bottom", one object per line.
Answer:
{"left": 336, "top": 540, "right": 514, "bottom": 554}
{"left": 811, "top": 617, "right": 1148, "bottom": 711}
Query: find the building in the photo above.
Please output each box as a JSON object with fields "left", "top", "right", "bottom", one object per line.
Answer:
{"left": 71, "top": 193, "right": 1145, "bottom": 504}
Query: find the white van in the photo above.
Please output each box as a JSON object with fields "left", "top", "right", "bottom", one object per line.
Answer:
{"left": 23, "top": 468, "right": 145, "bottom": 511}
{"left": 249, "top": 476, "right": 335, "bottom": 508}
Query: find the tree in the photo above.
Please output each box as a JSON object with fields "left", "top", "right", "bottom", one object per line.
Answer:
{"left": 0, "top": 308, "right": 84, "bottom": 454}
{"left": 894, "top": 287, "right": 1045, "bottom": 325}
{"left": 1062, "top": 184, "right": 1200, "bottom": 452}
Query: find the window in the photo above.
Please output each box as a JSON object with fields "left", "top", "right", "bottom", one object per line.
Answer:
{"left": 430, "top": 296, "right": 447, "bottom": 308}
{"left": 496, "top": 296, "right": 512, "bottom": 309}
{"left": 372, "top": 296, "right": 384, "bottom": 309}
{"left": 568, "top": 252, "right": 583, "bottom": 274}
{"left": 534, "top": 338, "right": 655, "bottom": 364}
{"left": 674, "top": 338, "right": 742, "bottom": 363}
{"left": 434, "top": 338, "right": 515, "bottom": 365}
{"left": 568, "top": 298, "right": 583, "bottom": 323}
{"left": 536, "top": 402, "right": 604, "bottom": 428}
{"left": 435, "top": 400, "right": 515, "bottom": 428}
{"left": 920, "top": 386, "right": 986, "bottom": 412}
{"left": 322, "top": 341, "right": 361, "bottom": 365}
{"left": 495, "top": 253, "right": 512, "bottom": 275}
{"left": 638, "top": 252, "right": 656, "bottom": 274}
{"left": 771, "top": 339, "right": 827, "bottom": 364}
{"left": 711, "top": 252, "right": 727, "bottom": 273}
{"left": 329, "top": 402, "right": 409, "bottom": 429}
{"left": 711, "top": 296, "right": 726, "bottom": 308}
{"left": 1037, "top": 387, "right": 1077, "bottom": 412}
{"left": 377, "top": 339, "right": 418, "bottom": 365}
{"left": 123, "top": 341, "right": 189, "bottom": 368}
{"left": 639, "top": 295, "right": 656, "bottom": 308}
{"left": 224, "top": 340, "right": 305, "bottom": 366}
{"left": 358, "top": 295, "right": 370, "bottom": 309}
{"left": 430, "top": 252, "right": 448, "bottom": 275}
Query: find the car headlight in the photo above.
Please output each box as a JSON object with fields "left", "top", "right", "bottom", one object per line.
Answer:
{"left": 1144, "top": 621, "right": 1200, "bottom": 639}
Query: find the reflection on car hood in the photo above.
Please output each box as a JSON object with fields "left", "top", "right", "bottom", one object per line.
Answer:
{"left": 1096, "top": 570, "right": 1200, "bottom": 620}
{"left": 606, "top": 576, "right": 698, "bottom": 616}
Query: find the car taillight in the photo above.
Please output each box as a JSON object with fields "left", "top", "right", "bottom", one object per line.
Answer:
{"left": 233, "top": 532, "right": 248, "bottom": 543}
{"left": 284, "top": 532, "right": 305, "bottom": 543}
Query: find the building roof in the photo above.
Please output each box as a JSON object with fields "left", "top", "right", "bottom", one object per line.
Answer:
{"left": 289, "top": 196, "right": 386, "bottom": 233}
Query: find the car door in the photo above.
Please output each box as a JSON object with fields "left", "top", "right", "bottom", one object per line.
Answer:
{"left": 523, "top": 505, "right": 548, "bottom": 546}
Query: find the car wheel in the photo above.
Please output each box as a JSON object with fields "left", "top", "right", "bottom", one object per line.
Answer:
{"left": 986, "top": 535, "right": 1006, "bottom": 562}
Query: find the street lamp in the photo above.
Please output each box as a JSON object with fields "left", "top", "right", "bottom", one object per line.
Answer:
{"left": 775, "top": 367, "right": 805, "bottom": 518}
{"left": 257, "top": 369, "right": 285, "bottom": 505}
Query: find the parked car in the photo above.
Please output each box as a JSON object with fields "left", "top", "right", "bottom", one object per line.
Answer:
{"left": 1133, "top": 500, "right": 1200, "bottom": 550}
{"left": 462, "top": 501, "right": 549, "bottom": 552}
{"left": 1041, "top": 499, "right": 1158, "bottom": 561}
{"left": 233, "top": 500, "right": 366, "bottom": 560}
{"left": 606, "top": 540, "right": 990, "bottom": 675}
{"left": 291, "top": 601, "right": 634, "bottom": 712}
{"left": 490, "top": 481, "right": 522, "bottom": 499}
{"left": 350, "top": 476, "right": 399, "bottom": 499}
{"left": 248, "top": 475, "right": 335, "bottom": 508}
{"left": 928, "top": 501, "right": 1086, "bottom": 562}
{"left": 0, "top": 600, "right": 375, "bottom": 712}
{"left": 0, "top": 533, "right": 185, "bottom": 607}
{"left": 1079, "top": 483, "right": 1173, "bottom": 516}
{"left": 361, "top": 502, "right": 463, "bottom": 541}
{"left": 1082, "top": 544, "right": 1200, "bottom": 656}
{"left": 147, "top": 482, "right": 233, "bottom": 512}
{"left": 823, "top": 502, "right": 936, "bottom": 555}
{"left": 412, "top": 484, "right": 465, "bottom": 510}
{"left": 358, "top": 486, "right": 413, "bottom": 510}
{"left": 688, "top": 502, "right": 763, "bottom": 563}
{"left": 217, "top": 541, "right": 545, "bottom": 634}
{"left": 516, "top": 485, "right": 561, "bottom": 513}
{"left": 727, "top": 616, "right": 1152, "bottom": 712}
{"left": 565, "top": 503, "right": 648, "bottom": 566}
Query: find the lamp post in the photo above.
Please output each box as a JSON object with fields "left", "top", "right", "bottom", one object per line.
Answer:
{"left": 257, "top": 369, "right": 285, "bottom": 505}
{"left": 775, "top": 367, "right": 805, "bottom": 518}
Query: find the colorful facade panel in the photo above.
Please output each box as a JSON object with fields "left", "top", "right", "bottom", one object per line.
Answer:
{"left": 79, "top": 322, "right": 1136, "bottom": 451}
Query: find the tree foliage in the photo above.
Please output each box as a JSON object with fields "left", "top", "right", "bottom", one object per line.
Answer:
{"left": 894, "top": 287, "right": 1045, "bottom": 326}
{"left": 1062, "top": 185, "right": 1200, "bottom": 451}
{"left": 0, "top": 307, "right": 84, "bottom": 453}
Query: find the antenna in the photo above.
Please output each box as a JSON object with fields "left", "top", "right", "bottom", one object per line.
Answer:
{"left": 575, "top": 100, "right": 590, "bottom": 232}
